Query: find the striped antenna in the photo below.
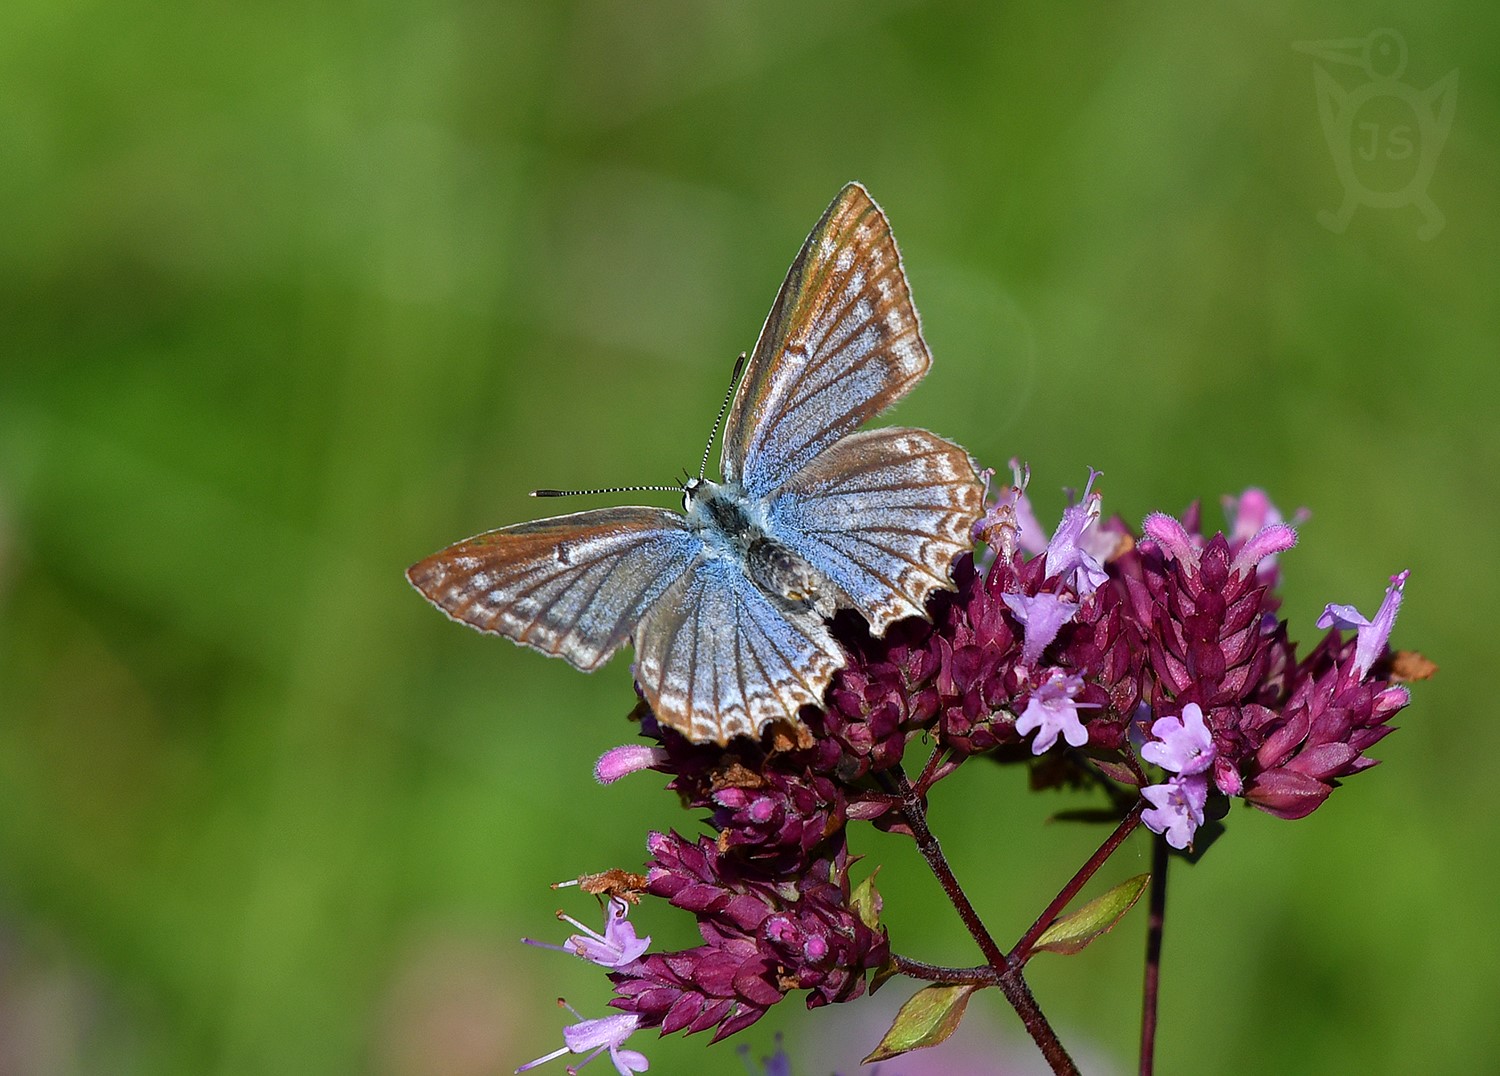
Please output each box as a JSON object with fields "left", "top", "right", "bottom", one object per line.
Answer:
{"left": 530, "top": 353, "right": 745, "bottom": 498}
{"left": 699, "top": 352, "right": 747, "bottom": 480}
{"left": 530, "top": 484, "right": 681, "bottom": 498}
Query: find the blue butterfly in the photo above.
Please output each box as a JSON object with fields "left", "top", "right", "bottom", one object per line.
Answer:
{"left": 408, "top": 183, "right": 983, "bottom": 743}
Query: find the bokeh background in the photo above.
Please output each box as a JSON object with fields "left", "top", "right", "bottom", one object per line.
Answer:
{"left": 3, "top": 3, "right": 1496, "bottom": 1073}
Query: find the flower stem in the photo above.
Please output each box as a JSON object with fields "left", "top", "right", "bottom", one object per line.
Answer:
{"left": 914, "top": 742, "right": 954, "bottom": 795}
{"left": 1138, "top": 832, "right": 1170, "bottom": 1076}
{"left": 1010, "top": 801, "right": 1145, "bottom": 964}
{"left": 893, "top": 767, "right": 1007, "bottom": 970}
{"left": 893, "top": 767, "right": 1078, "bottom": 1075}
{"left": 888, "top": 954, "right": 997, "bottom": 984}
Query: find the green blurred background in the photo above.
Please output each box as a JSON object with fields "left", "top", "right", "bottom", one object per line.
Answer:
{"left": 2, "top": 3, "right": 1495, "bottom": 1073}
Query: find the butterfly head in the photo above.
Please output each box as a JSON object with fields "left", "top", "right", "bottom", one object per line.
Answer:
{"left": 682, "top": 476, "right": 752, "bottom": 534}
{"left": 680, "top": 475, "right": 708, "bottom": 514}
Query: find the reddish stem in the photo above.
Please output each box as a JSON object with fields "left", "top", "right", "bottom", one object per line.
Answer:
{"left": 889, "top": 954, "right": 997, "bottom": 984}
{"left": 893, "top": 768, "right": 1078, "bottom": 1075}
{"left": 1139, "top": 832, "right": 1169, "bottom": 1076}
{"left": 1010, "top": 801, "right": 1145, "bottom": 964}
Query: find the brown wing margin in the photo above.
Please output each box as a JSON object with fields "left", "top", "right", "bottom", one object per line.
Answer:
{"left": 407, "top": 507, "right": 697, "bottom": 671}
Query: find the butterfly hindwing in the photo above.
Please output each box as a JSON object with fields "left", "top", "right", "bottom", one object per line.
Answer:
{"left": 407, "top": 508, "right": 700, "bottom": 672}
{"left": 722, "top": 182, "right": 932, "bottom": 498}
{"left": 768, "top": 426, "right": 984, "bottom": 636}
{"left": 631, "top": 553, "right": 846, "bottom": 743}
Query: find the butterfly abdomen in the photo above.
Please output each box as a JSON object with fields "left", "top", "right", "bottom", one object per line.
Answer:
{"left": 686, "top": 477, "right": 837, "bottom": 617}
{"left": 746, "top": 536, "right": 837, "bottom": 617}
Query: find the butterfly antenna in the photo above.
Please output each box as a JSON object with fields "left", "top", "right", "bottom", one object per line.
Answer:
{"left": 534, "top": 353, "right": 745, "bottom": 498}
{"left": 531, "top": 484, "right": 681, "bottom": 498}
{"left": 698, "top": 352, "right": 747, "bottom": 480}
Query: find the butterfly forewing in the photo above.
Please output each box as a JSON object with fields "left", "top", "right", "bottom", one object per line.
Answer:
{"left": 768, "top": 427, "right": 983, "bottom": 635}
{"left": 407, "top": 508, "right": 700, "bottom": 671}
{"left": 722, "top": 183, "right": 932, "bottom": 498}
{"left": 632, "top": 555, "right": 845, "bottom": 744}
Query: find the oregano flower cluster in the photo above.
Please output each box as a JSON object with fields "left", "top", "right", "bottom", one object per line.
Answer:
{"left": 518, "top": 469, "right": 1425, "bottom": 1074}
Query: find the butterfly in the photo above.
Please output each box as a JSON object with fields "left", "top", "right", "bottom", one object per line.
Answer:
{"left": 408, "top": 183, "right": 984, "bottom": 744}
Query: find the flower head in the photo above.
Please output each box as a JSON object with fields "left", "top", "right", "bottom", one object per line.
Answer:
{"left": 591, "top": 474, "right": 1421, "bottom": 1053}
{"left": 609, "top": 832, "right": 888, "bottom": 1041}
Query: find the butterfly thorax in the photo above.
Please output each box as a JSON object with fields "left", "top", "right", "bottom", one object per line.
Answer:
{"left": 683, "top": 478, "right": 837, "bottom": 618}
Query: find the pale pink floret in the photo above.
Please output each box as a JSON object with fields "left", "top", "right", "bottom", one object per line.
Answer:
{"left": 516, "top": 1005, "right": 648, "bottom": 1075}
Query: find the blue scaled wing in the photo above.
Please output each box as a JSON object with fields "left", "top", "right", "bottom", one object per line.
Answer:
{"left": 768, "top": 427, "right": 983, "bottom": 636}
{"left": 631, "top": 554, "right": 846, "bottom": 744}
{"left": 721, "top": 182, "right": 933, "bottom": 498}
{"left": 407, "top": 508, "right": 700, "bottom": 672}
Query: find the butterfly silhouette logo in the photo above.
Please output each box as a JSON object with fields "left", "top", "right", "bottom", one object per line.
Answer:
{"left": 408, "top": 183, "right": 984, "bottom": 743}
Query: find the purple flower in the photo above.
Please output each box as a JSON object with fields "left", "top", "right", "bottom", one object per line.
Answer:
{"left": 1317, "top": 570, "right": 1409, "bottom": 680}
{"left": 1014, "top": 668, "right": 1093, "bottom": 754}
{"left": 1139, "top": 703, "right": 1218, "bottom": 848}
{"left": 1140, "top": 511, "right": 1201, "bottom": 569}
{"left": 1223, "top": 488, "right": 1283, "bottom": 542}
{"left": 1222, "top": 489, "right": 1309, "bottom": 583}
{"left": 1142, "top": 773, "right": 1209, "bottom": 850}
{"left": 1043, "top": 469, "right": 1109, "bottom": 596}
{"left": 596, "top": 744, "right": 669, "bottom": 785}
{"left": 516, "top": 1005, "right": 648, "bottom": 1075}
{"left": 524, "top": 898, "right": 651, "bottom": 969}
{"left": 1140, "top": 702, "right": 1215, "bottom": 777}
{"left": 1002, "top": 591, "right": 1079, "bottom": 668}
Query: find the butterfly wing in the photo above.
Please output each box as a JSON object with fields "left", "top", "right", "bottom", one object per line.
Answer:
{"left": 767, "top": 426, "right": 984, "bottom": 636}
{"left": 721, "top": 182, "right": 933, "bottom": 499}
{"left": 632, "top": 553, "right": 845, "bottom": 743}
{"left": 407, "top": 508, "right": 700, "bottom": 672}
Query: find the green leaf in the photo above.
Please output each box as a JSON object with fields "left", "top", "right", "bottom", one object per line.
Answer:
{"left": 1032, "top": 874, "right": 1150, "bottom": 956}
{"left": 868, "top": 957, "right": 899, "bottom": 995}
{"left": 850, "top": 867, "right": 884, "bottom": 931}
{"left": 862, "top": 983, "right": 977, "bottom": 1063}
{"left": 1088, "top": 756, "right": 1143, "bottom": 787}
